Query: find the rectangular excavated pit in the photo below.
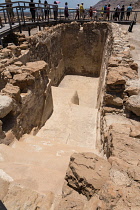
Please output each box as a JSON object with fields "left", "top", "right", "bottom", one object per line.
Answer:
{"left": 0, "top": 22, "right": 113, "bottom": 142}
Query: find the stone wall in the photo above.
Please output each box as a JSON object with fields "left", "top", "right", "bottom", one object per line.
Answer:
{"left": 0, "top": 59, "right": 53, "bottom": 142}
{"left": 28, "top": 22, "right": 110, "bottom": 85}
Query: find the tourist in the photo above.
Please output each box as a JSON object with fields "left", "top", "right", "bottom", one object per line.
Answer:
{"left": 116, "top": 4, "right": 121, "bottom": 20}
{"left": 5, "top": 0, "right": 14, "bottom": 25}
{"left": 64, "top": 2, "right": 69, "bottom": 19}
{"left": 113, "top": 7, "right": 120, "bottom": 21}
{"left": 44, "top": 0, "right": 49, "bottom": 20}
{"left": 126, "top": 4, "right": 133, "bottom": 21}
{"left": 101, "top": 7, "right": 104, "bottom": 17}
{"left": 53, "top": 1, "right": 58, "bottom": 20}
{"left": 80, "top": 3, "right": 84, "bottom": 19}
{"left": 93, "top": 8, "right": 97, "bottom": 21}
{"left": 103, "top": 4, "right": 107, "bottom": 20}
{"left": 120, "top": 5, "right": 125, "bottom": 21}
{"left": 106, "top": 4, "right": 110, "bottom": 21}
{"left": 29, "top": 0, "right": 36, "bottom": 22}
{"left": 89, "top": 6, "right": 93, "bottom": 20}
{"left": 37, "top": 0, "right": 43, "bottom": 21}
{"left": 75, "top": 4, "right": 79, "bottom": 20}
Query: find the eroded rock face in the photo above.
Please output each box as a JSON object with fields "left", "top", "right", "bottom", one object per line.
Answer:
{"left": 65, "top": 153, "right": 111, "bottom": 200}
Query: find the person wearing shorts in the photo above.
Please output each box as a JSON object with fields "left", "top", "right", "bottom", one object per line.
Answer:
{"left": 126, "top": 4, "right": 132, "bottom": 20}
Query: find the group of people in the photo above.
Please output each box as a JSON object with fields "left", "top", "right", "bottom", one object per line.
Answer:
{"left": 75, "top": 3, "right": 98, "bottom": 20}
{"left": 29, "top": 0, "right": 51, "bottom": 22}
{"left": 102, "top": 4, "right": 133, "bottom": 21}
{"left": 113, "top": 4, "right": 133, "bottom": 21}
{"left": 0, "top": 1, "right": 134, "bottom": 28}
{"left": 29, "top": 0, "right": 68, "bottom": 22}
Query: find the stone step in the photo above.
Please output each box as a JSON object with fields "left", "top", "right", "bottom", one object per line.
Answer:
{"left": 0, "top": 135, "right": 95, "bottom": 195}
{"left": 37, "top": 103, "right": 98, "bottom": 148}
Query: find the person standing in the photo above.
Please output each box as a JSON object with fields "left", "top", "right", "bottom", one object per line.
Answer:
{"left": 80, "top": 3, "right": 84, "bottom": 19}
{"left": 117, "top": 4, "right": 121, "bottom": 20}
{"left": 5, "top": 0, "right": 14, "bottom": 24}
{"left": 106, "top": 4, "right": 110, "bottom": 21}
{"left": 75, "top": 4, "right": 79, "bottom": 20}
{"left": 44, "top": 0, "right": 49, "bottom": 20}
{"left": 120, "top": 5, "right": 125, "bottom": 21}
{"left": 37, "top": 0, "right": 43, "bottom": 21}
{"left": 29, "top": 0, "right": 36, "bottom": 22}
{"left": 64, "top": 2, "right": 69, "bottom": 19}
{"left": 103, "top": 4, "right": 107, "bottom": 20}
{"left": 126, "top": 4, "right": 133, "bottom": 20}
{"left": 53, "top": 1, "right": 58, "bottom": 20}
{"left": 89, "top": 6, "right": 93, "bottom": 20}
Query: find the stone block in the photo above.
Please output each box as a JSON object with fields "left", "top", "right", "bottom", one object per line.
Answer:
{"left": 65, "top": 153, "right": 111, "bottom": 200}
{"left": 0, "top": 95, "right": 13, "bottom": 118}
{"left": 2, "top": 84, "right": 20, "bottom": 101}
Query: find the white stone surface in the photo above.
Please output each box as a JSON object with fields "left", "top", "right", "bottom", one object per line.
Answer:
{"left": 0, "top": 75, "right": 99, "bottom": 199}
{"left": 0, "top": 95, "right": 13, "bottom": 118}
{"left": 0, "top": 169, "right": 13, "bottom": 182}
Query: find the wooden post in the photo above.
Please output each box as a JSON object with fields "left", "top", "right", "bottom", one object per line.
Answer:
{"left": 3, "top": 9, "right": 7, "bottom": 24}
{"left": 28, "top": 27, "right": 31, "bottom": 36}
{"left": 16, "top": 7, "right": 22, "bottom": 33}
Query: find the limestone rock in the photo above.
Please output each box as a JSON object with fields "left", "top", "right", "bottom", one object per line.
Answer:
{"left": 0, "top": 95, "right": 13, "bottom": 118}
{"left": 108, "top": 57, "right": 119, "bottom": 67}
{"left": 130, "top": 62, "right": 138, "bottom": 71}
{"left": 103, "top": 106, "right": 123, "bottom": 114}
{"left": 125, "top": 86, "right": 140, "bottom": 96}
{"left": 118, "top": 66, "right": 138, "bottom": 79}
{"left": 2, "top": 84, "right": 20, "bottom": 101}
{"left": 130, "top": 125, "right": 140, "bottom": 138}
{"left": 14, "top": 61, "right": 23, "bottom": 67}
{"left": 19, "top": 44, "right": 28, "bottom": 50}
{"left": 105, "top": 123, "right": 140, "bottom": 164}
{"left": 99, "top": 181, "right": 127, "bottom": 210}
{"left": 13, "top": 73, "right": 35, "bottom": 90}
{"left": 125, "top": 95, "right": 140, "bottom": 116}
{"left": 0, "top": 49, "right": 12, "bottom": 59}
{"left": 6, "top": 65, "right": 22, "bottom": 75}
{"left": 107, "top": 70, "right": 126, "bottom": 86}
{"left": 7, "top": 45, "right": 21, "bottom": 57}
{"left": 25, "top": 61, "right": 48, "bottom": 77}
{"left": 3, "top": 185, "right": 54, "bottom": 210}
{"left": 104, "top": 94, "right": 123, "bottom": 107}
{"left": 125, "top": 79, "right": 140, "bottom": 96}
{"left": 65, "top": 153, "right": 111, "bottom": 200}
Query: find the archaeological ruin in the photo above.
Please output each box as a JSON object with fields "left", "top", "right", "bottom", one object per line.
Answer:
{"left": 0, "top": 22, "right": 140, "bottom": 209}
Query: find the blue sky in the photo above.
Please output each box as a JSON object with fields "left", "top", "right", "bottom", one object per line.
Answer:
{"left": 0, "top": 0, "right": 100, "bottom": 8}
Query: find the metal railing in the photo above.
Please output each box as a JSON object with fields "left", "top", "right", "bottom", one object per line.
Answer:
{"left": 0, "top": 1, "right": 139, "bottom": 35}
